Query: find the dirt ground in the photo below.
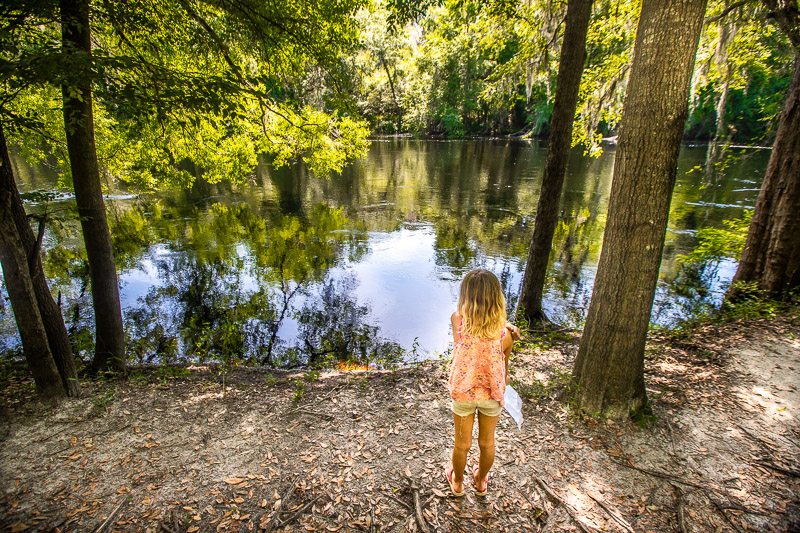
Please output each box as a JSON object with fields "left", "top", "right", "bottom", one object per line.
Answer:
{"left": 1, "top": 313, "right": 799, "bottom": 533}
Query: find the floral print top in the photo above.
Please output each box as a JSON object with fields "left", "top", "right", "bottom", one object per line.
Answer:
{"left": 449, "top": 323, "right": 506, "bottom": 406}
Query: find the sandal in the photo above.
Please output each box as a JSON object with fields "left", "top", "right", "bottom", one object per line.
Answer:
{"left": 472, "top": 464, "right": 489, "bottom": 496}
{"left": 445, "top": 465, "right": 465, "bottom": 497}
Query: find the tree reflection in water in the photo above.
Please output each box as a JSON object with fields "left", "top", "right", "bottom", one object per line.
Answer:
{"left": 296, "top": 276, "right": 402, "bottom": 366}
{"left": 117, "top": 200, "right": 400, "bottom": 368}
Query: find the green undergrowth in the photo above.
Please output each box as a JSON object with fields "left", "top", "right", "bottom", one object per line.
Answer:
{"left": 655, "top": 282, "right": 799, "bottom": 341}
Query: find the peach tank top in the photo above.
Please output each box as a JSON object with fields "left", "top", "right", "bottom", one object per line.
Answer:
{"left": 448, "top": 323, "right": 506, "bottom": 406}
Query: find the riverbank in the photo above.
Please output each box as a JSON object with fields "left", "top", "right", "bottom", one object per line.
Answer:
{"left": 1, "top": 312, "right": 798, "bottom": 532}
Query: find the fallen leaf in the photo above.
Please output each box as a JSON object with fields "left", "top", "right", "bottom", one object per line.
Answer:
{"left": 224, "top": 478, "right": 245, "bottom": 485}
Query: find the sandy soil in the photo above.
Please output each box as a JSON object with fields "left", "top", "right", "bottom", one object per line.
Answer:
{"left": 0, "top": 313, "right": 798, "bottom": 533}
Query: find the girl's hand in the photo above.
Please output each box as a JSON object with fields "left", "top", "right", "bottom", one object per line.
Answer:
{"left": 505, "top": 323, "right": 521, "bottom": 341}
{"left": 505, "top": 375, "right": 511, "bottom": 386}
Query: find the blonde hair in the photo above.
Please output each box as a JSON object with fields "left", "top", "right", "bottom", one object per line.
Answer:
{"left": 458, "top": 269, "right": 507, "bottom": 339}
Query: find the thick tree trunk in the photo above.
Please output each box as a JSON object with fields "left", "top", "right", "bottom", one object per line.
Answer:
{"left": 728, "top": 55, "right": 800, "bottom": 297}
{"left": 61, "top": 0, "right": 126, "bottom": 373}
{"left": 1, "top": 124, "right": 80, "bottom": 396}
{"left": 518, "top": 0, "right": 593, "bottom": 325}
{"left": 568, "top": 0, "right": 707, "bottom": 419}
{"left": 0, "top": 131, "right": 66, "bottom": 400}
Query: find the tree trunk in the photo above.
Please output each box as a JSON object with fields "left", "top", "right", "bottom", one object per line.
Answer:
{"left": 567, "top": 0, "right": 707, "bottom": 419}
{"left": 61, "top": 0, "right": 126, "bottom": 373}
{"left": 518, "top": 0, "right": 594, "bottom": 325}
{"left": 0, "top": 130, "right": 66, "bottom": 400}
{"left": 378, "top": 51, "right": 403, "bottom": 133}
{"left": 1, "top": 123, "right": 80, "bottom": 396}
{"left": 704, "top": 13, "right": 737, "bottom": 183}
{"left": 728, "top": 55, "right": 800, "bottom": 297}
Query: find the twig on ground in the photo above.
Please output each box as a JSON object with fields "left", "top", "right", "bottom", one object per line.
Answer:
{"left": 672, "top": 485, "right": 688, "bottom": 533}
{"left": 275, "top": 493, "right": 326, "bottom": 529}
{"left": 665, "top": 419, "right": 677, "bottom": 456}
{"left": 736, "top": 423, "right": 779, "bottom": 455}
{"left": 159, "top": 523, "right": 178, "bottom": 533}
{"left": 752, "top": 460, "right": 800, "bottom": 478}
{"left": 586, "top": 492, "right": 634, "bottom": 533}
{"left": 92, "top": 497, "right": 129, "bottom": 533}
{"left": 410, "top": 480, "right": 431, "bottom": 533}
{"left": 422, "top": 494, "right": 436, "bottom": 509}
{"left": 312, "top": 385, "right": 344, "bottom": 405}
{"left": 292, "top": 408, "right": 335, "bottom": 420}
{"left": 610, "top": 460, "right": 706, "bottom": 490}
{"left": 720, "top": 502, "right": 782, "bottom": 517}
{"left": 709, "top": 496, "right": 744, "bottom": 533}
{"left": 385, "top": 493, "right": 413, "bottom": 511}
{"left": 540, "top": 506, "right": 562, "bottom": 533}
{"left": 534, "top": 477, "right": 597, "bottom": 533}
{"left": 265, "top": 475, "right": 298, "bottom": 533}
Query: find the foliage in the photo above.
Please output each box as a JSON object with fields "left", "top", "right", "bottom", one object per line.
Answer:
{"left": 678, "top": 210, "right": 751, "bottom": 266}
{"left": 718, "top": 281, "right": 790, "bottom": 320}
{"left": 687, "top": 1, "right": 794, "bottom": 145}
{"left": 1, "top": 0, "right": 372, "bottom": 192}
{"left": 347, "top": 0, "right": 793, "bottom": 149}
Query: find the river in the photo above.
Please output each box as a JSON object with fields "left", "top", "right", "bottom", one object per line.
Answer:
{"left": 1, "top": 138, "right": 769, "bottom": 365}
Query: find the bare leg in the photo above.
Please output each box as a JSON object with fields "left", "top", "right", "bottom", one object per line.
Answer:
{"left": 451, "top": 412, "right": 475, "bottom": 493}
{"left": 475, "top": 412, "right": 499, "bottom": 491}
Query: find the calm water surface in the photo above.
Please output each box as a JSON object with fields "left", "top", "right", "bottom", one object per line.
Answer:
{"left": 1, "top": 139, "right": 769, "bottom": 364}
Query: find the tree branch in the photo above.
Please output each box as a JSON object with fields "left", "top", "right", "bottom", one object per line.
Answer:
{"left": 705, "top": 0, "right": 758, "bottom": 24}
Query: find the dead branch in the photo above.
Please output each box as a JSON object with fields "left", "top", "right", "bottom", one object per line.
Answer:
{"left": 752, "top": 460, "right": 800, "bottom": 478}
{"left": 312, "top": 385, "right": 344, "bottom": 405}
{"left": 385, "top": 493, "right": 413, "bottom": 511}
{"left": 533, "top": 477, "right": 597, "bottom": 533}
{"left": 159, "top": 524, "right": 178, "bottom": 533}
{"left": 719, "top": 502, "right": 782, "bottom": 517}
{"left": 672, "top": 485, "right": 688, "bottom": 533}
{"left": 292, "top": 408, "right": 335, "bottom": 420}
{"left": 610, "top": 460, "right": 706, "bottom": 490}
{"left": 708, "top": 496, "right": 744, "bottom": 533}
{"left": 275, "top": 493, "right": 326, "bottom": 529}
{"left": 265, "top": 476, "right": 298, "bottom": 533}
{"left": 92, "top": 497, "right": 128, "bottom": 533}
{"left": 586, "top": 492, "right": 634, "bottom": 533}
{"left": 704, "top": 0, "right": 758, "bottom": 24}
{"left": 736, "top": 423, "right": 779, "bottom": 454}
{"left": 410, "top": 481, "right": 431, "bottom": 533}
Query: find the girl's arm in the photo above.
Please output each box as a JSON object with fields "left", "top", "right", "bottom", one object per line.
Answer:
{"left": 451, "top": 312, "right": 461, "bottom": 343}
{"left": 502, "top": 330, "right": 514, "bottom": 385}
{"left": 505, "top": 322, "right": 521, "bottom": 341}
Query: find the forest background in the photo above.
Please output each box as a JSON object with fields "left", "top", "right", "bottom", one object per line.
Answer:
{"left": 0, "top": 0, "right": 797, "bottom": 403}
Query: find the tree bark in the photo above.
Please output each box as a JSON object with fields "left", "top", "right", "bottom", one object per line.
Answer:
{"left": 568, "top": 0, "right": 708, "bottom": 419}
{"left": 61, "top": 0, "right": 126, "bottom": 373}
{"left": 728, "top": 1, "right": 800, "bottom": 298}
{"left": 0, "top": 129, "right": 66, "bottom": 400}
{"left": 518, "top": 0, "right": 594, "bottom": 325}
{"left": 728, "top": 55, "right": 800, "bottom": 297}
{"left": 1, "top": 124, "right": 80, "bottom": 396}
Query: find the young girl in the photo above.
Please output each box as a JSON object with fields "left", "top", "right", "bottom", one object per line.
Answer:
{"left": 445, "top": 269, "right": 520, "bottom": 496}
